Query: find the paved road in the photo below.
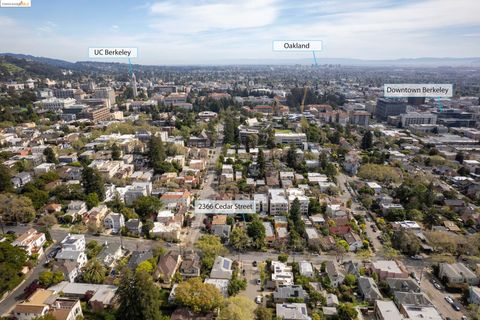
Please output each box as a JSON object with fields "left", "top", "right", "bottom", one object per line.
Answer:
{"left": 0, "top": 226, "right": 165, "bottom": 317}
{"left": 0, "top": 243, "right": 55, "bottom": 316}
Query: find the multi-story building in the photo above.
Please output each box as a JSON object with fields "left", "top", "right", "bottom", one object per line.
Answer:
{"left": 400, "top": 112, "right": 437, "bottom": 127}
{"left": 93, "top": 87, "right": 115, "bottom": 105}
{"left": 269, "top": 189, "right": 288, "bottom": 215}
{"left": 274, "top": 132, "right": 307, "bottom": 148}
{"left": 433, "top": 108, "right": 476, "bottom": 127}
{"left": 34, "top": 97, "right": 76, "bottom": 111}
{"left": 12, "top": 228, "right": 46, "bottom": 256}
{"left": 375, "top": 98, "right": 407, "bottom": 120}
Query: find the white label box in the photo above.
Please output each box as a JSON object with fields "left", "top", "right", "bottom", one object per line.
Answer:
{"left": 273, "top": 40, "right": 322, "bottom": 51}
{"left": 195, "top": 200, "right": 256, "bottom": 215}
{"left": 384, "top": 84, "right": 453, "bottom": 98}
{"left": 89, "top": 47, "right": 138, "bottom": 58}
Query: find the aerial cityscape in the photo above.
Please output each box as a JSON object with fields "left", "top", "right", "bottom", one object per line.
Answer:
{"left": 1, "top": 1, "right": 480, "bottom": 320}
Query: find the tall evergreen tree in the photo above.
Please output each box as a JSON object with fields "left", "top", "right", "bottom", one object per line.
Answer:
{"left": 286, "top": 143, "right": 297, "bottom": 169}
{"left": 111, "top": 143, "right": 121, "bottom": 160}
{"left": 148, "top": 136, "right": 166, "bottom": 174}
{"left": 257, "top": 148, "right": 266, "bottom": 179}
{"left": 361, "top": 130, "right": 373, "bottom": 150}
{"left": 0, "top": 164, "right": 13, "bottom": 192}
{"left": 116, "top": 270, "right": 164, "bottom": 320}
{"left": 43, "top": 147, "right": 58, "bottom": 164}
{"left": 81, "top": 167, "right": 105, "bottom": 200}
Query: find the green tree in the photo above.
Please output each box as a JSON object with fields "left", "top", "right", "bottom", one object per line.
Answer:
{"left": 391, "top": 230, "right": 421, "bottom": 256}
{"left": 85, "top": 192, "right": 100, "bottom": 210}
{"left": 361, "top": 131, "right": 373, "bottom": 150}
{"left": 0, "top": 242, "right": 28, "bottom": 296}
{"left": 247, "top": 216, "right": 266, "bottom": 250}
{"left": 0, "top": 193, "right": 36, "bottom": 223}
{"left": 39, "top": 270, "right": 64, "bottom": 287}
{"left": 117, "top": 269, "right": 164, "bottom": 320}
{"left": 136, "top": 260, "right": 154, "bottom": 275}
{"left": 0, "top": 163, "right": 13, "bottom": 192}
{"left": 175, "top": 277, "right": 223, "bottom": 313}
{"left": 338, "top": 303, "right": 358, "bottom": 320}
{"left": 344, "top": 274, "right": 357, "bottom": 287}
{"left": 278, "top": 253, "right": 289, "bottom": 263}
{"left": 86, "top": 240, "right": 102, "bottom": 259}
{"left": 82, "top": 259, "right": 107, "bottom": 284}
{"left": 219, "top": 296, "right": 256, "bottom": 320}
{"left": 148, "top": 136, "right": 166, "bottom": 174}
{"left": 229, "top": 227, "right": 250, "bottom": 251}
{"left": 81, "top": 167, "right": 105, "bottom": 200}
{"left": 43, "top": 147, "right": 58, "bottom": 164}
{"left": 111, "top": 143, "right": 121, "bottom": 160}
{"left": 133, "top": 196, "right": 163, "bottom": 219}
{"left": 255, "top": 306, "right": 273, "bottom": 320}
{"left": 286, "top": 143, "right": 298, "bottom": 169}
{"left": 196, "top": 235, "right": 227, "bottom": 269}
{"left": 257, "top": 148, "right": 266, "bottom": 179}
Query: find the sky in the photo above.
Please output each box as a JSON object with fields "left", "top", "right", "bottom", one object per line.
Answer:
{"left": 1, "top": 0, "right": 480, "bottom": 64}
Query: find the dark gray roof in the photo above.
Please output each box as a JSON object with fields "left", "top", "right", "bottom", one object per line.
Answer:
{"left": 386, "top": 278, "right": 421, "bottom": 293}
{"left": 273, "top": 285, "right": 309, "bottom": 301}
{"left": 357, "top": 276, "right": 382, "bottom": 301}
{"left": 127, "top": 250, "right": 153, "bottom": 269}
{"left": 393, "top": 291, "right": 432, "bottom": 307}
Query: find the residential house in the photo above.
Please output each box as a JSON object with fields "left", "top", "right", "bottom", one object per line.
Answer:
{"left": 34, "top": 163, "right": 56, "bottom": 175}
{"left": 263, "top": 222, "right": 276, "bottom": 244}
{"left": 439, "top": 262, "right": 479, "bottom": 286}
{"left": 358, "top": 276, "right": 383, "bottom": 303}
{"left": 370, "top": 260, "right": 408, "bottom": 280}
{"left": 344, "top": 232, "right": 363, "bottom": 252}
{"left": 49, "top": 281, "right": 117, "bottom": 312}
{"left": 96, "top": 242, "right": 123, "bottom": 267}
{"left": 271, "top": 261, "right": 294, "bottom": 286}
{"left": 160, "top": 190, "right": 192, "bottom": 208}
{"left": 12, "top": 228, "right": 46, "bottom": 256}
{"left": 299, "top": 261, "right": 314, "bottom": 278}
{"left": 125, "top": 218, "right": 142, "bottom": 235}
{"left": 127, "top": 250, "right": 153, "bottom": 270}
{"left": 11, "top": 172, "right": 32, "bottom": 189}
{"left": 386, "top": 278, "right": 421, "bottom": 294}
{"left": 52, "top": 260, "right": 80, "bottom": 283}
{"left": 12, "top": 289, "right": 83, "bottom": 320}
{"left": 469, "top": 286, "right": 480, "bottom": 304}
{"left": 179, "top": 250, "right": 201, "bottom": 278}
{"left": 326, "top": 261, "right": 344, "bottom": 287}
{"left": 204, "top": 278, "right": 229, "bottom": 297}
{"left": 276, "top": 303, "right": 310, "bottom": 320}
{"left": 210, "top": 256, "right": 233, "bottom": 280}
{"left": 273, "top": 285, "right": 309, "bottom": 303}
{"left": 305, "top": 227, "right": 320, "bottom": 248}
{"left": 211, "top": 224, "right": 231, "bottom": 240}
{"left": 65, "top": 201, "right": 88, "bottom": 220}
{"left": 374, "top": 300, "right": 403, "bottom": 320}
{"left": 103, "top": 212, "right": 125, "bottom": 234}
{"left": 154, "top": 251, "right": 183, "bottom": 286}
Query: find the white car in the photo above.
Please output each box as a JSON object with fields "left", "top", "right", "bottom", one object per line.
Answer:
{"left": 445, "top": 296, "right": 454, "bottom": 304}
{"left": 255, "top": 296, "right": 263, "bottom": 304}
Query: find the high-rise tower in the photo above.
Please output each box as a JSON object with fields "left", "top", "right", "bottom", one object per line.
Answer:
{"left": 132, "top": 73, "right": 138, "bottom": 97}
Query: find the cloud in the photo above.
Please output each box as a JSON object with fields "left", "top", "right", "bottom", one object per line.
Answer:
{"left": 149, "top": 0, "right": 279, "bottom": 33}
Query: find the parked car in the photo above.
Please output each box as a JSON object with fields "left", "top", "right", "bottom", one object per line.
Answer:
{"left": 431, "top": 279, "right": 442, "bottom": 290}
{"left": 410, "top": 255, "right": 423, "bottom": 260}
{"left": 452, "top": 303, "right": 461, "bottom": 311}
{"left": 255, "top": 296, "right": 263, "bottom": 304}
{"left": 252, "top": 261, "right": 257, "bottom": 267}
{"left": 445, "top": 296, "right": 454, "bottom": 304}
{"left": 256, "top": 279, "right": 262, "bottom": 285}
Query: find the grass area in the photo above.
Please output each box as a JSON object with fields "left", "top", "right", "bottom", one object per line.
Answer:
{"left": 274, "top": 129, "right": 292, "bottom": 134}
{"left": 0, "top": 61, "right": 24, "bottom": 74}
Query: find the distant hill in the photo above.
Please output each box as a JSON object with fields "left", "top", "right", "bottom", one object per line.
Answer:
{"left": 0, "top": 55, "right": 67, "bottom": 80}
